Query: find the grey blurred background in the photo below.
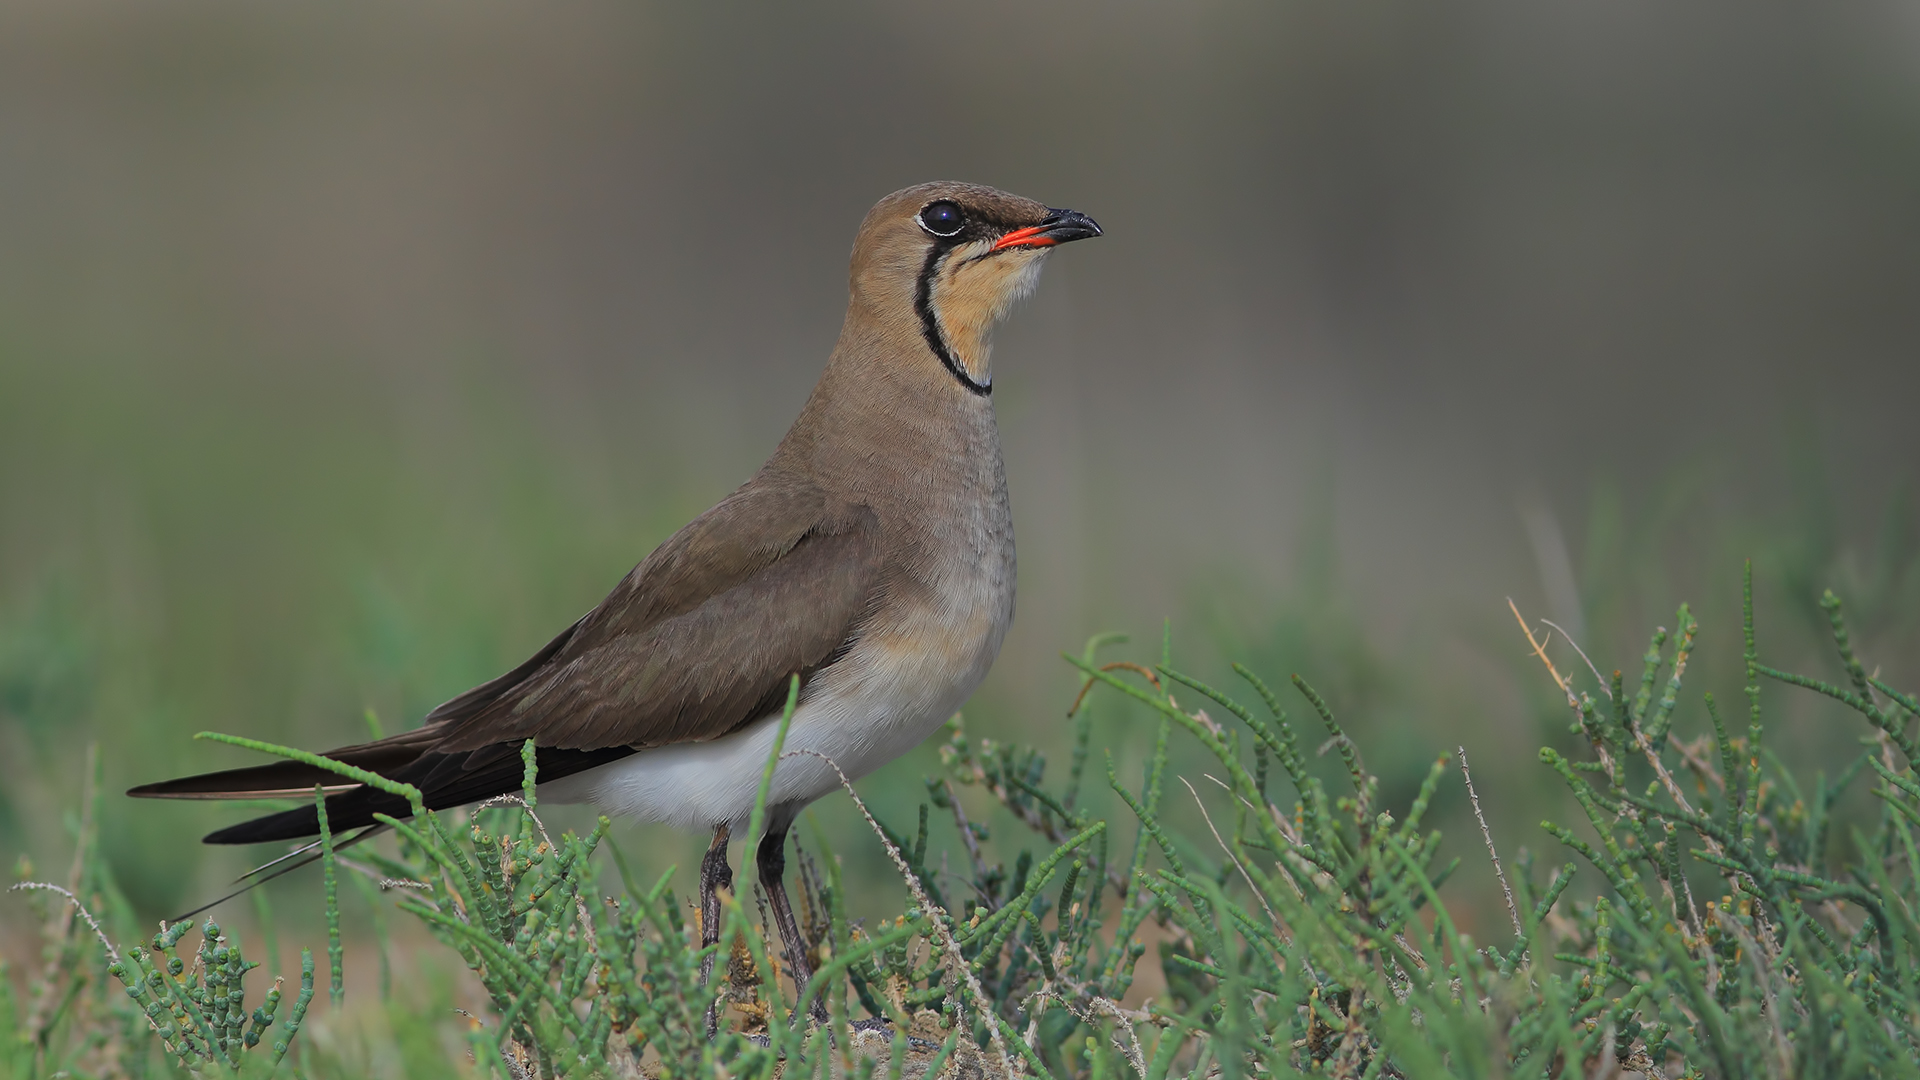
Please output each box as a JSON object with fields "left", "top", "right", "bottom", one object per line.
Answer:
{"left": 2, "top": 0, "right": 1917, "bottom": 925}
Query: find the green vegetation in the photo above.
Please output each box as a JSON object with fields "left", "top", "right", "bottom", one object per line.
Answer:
{"left": 5, "top": 564, "right": 1919, "bottom": 1077}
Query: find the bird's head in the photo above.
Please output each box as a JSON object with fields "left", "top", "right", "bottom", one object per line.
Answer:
{"left": 847, "top": 181, "right": 1101, "bottom": 395}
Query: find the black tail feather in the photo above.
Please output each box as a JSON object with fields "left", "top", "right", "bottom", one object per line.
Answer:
{"left": 166, "top": 743, "right": 637, "bottom": 920}
{"left": 128, "top": 727, "right": 444, "bottom": 801}
{"left": 169, "top": 824, "right": 387, "bottom": 924}
{"left": 199, "top": 745, "right": 637, "bottom": 844}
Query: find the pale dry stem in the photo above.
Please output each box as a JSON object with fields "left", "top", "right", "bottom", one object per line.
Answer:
{"left": 1512, "top": 602, "right": 1722, "bottom": 971}
{"left": 7, "top": 882, "right": 120, "bottom": 964}
{"left": 1511, "top": 599, "right": 1621, "bottom": 786}
{"left": 943, "top": 778, "right": 994, "bottom": 898}
{"left": 1184, "top": 775, "right": 1287, "bottom": 941}
{"left": 1510, "top": 598, "right": 1578, "bottom": 708}
{"left": 1627, "top": 722, "right": 1715, "bottom": 947}
{"left": 1671, "top": 735, "right": 1728, "bottom": 793}
{"left": 782, "top": 748, "right": 1019, "bottom": 1080}
{"left": 1540, "top": 619, "right": 1610, "bottom": 697}
{"left": 1203, "top": 773, "right": 1301, "bottom": 944}
{"left": 1457, "top": 747, "right": 1523, "bottom": 941}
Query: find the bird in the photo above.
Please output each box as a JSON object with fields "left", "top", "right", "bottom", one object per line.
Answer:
{"left": 128, "top": 180, "right": 1101, "bottom": 1021}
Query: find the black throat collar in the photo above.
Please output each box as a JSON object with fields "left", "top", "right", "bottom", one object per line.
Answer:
{"left": 913, "top": 243, "right": 991, "bottom": 397}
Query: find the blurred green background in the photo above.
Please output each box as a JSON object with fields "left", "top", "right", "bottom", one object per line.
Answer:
{"left": 2, "top": 0, "right": 1917, "bottom": 960}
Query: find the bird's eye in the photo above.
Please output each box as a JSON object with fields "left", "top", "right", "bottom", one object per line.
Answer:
{"left": 917, "top": 201, "right": 965, "bottom": 237}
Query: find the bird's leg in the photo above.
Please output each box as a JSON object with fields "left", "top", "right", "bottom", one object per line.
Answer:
{"left": 757, "top": 824, "right": 830, "bottom": 1025}
{"left": 698, "top": 824, "right": 732, "bottom": 1039}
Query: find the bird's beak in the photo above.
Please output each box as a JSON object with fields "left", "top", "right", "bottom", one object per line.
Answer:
{"left": 991, "top": 208, "right": 1104, "bottom": 251}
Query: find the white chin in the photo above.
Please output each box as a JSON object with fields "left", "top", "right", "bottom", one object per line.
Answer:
{"left": 1006, "top": 250, "right": 1049, "bottom": 305}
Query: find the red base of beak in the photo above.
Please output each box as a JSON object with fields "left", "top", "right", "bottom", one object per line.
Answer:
{"left": 991, "top": 224, "right": 1059, "bottom": 251}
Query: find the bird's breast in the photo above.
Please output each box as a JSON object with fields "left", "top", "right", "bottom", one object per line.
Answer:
{"left": 807, "top": 423, "right": 1016, "bottom": 757}
{"left": 860, "top": 458, "right": 1014, "bottom": 708}
{"left": 538, "top": 406, "right": 1016, "bottom": 830}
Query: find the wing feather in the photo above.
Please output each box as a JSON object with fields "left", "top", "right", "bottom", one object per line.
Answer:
{"left": 129, "top": 476, "right": 883, "bottom": 845}
{"left": 434, "top": 489, "right": 881, "bottom": 752}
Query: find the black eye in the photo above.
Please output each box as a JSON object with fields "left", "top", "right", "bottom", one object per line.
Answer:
{"left": 917, "top": 201, "right": 965, "bottom": 237}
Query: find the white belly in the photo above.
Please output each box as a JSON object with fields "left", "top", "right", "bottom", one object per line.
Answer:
{"left": 537, "top": 557, "right": 1014, "bottom": 833}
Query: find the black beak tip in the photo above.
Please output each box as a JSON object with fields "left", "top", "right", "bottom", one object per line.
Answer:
{"left": 1042, "top": 207, "right": 1103, "bottom": 243}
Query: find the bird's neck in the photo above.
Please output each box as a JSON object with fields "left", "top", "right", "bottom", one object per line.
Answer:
{"left": 773, "top": 308, "right": 1002, "bottom": 504}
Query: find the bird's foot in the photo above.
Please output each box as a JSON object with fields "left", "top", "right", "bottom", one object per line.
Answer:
{"left": 837, "top": 1015, "right": 941, "bottom": 1052}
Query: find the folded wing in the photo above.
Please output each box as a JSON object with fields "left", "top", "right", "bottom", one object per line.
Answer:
{"left": 128, "top": 481, "right": 883, "bottom": 843}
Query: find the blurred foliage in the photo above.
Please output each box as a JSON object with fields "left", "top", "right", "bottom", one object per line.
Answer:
{"left": 1182, "top": 461, "right": 1920, "bottom": 934}
{"left": 7, "top": 567, "right": 1920, "bottom": 1077}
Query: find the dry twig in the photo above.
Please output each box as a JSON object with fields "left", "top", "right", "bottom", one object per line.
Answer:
{"left": 784, "top": 748, "right": 1019, "bottom": 1080}
{"left": 1457, "top": 747, "right": 1523, "bottom": 941}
